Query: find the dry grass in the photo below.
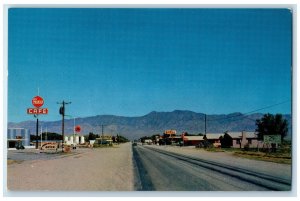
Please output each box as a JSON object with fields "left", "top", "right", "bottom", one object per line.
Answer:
{"left": 7, "top": 159, "right": 23, "bottom": 165}
{"left": 233, "top": 151, "right": 291, "bottom": 164}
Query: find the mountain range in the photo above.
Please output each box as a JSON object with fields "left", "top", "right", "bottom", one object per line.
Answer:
{"left": 8, "top": 110, "right": 292, "bottom": 140}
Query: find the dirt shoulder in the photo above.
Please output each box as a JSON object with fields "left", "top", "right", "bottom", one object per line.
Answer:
{"left": 6, "top": 143, "right": 134, "bottom": 191}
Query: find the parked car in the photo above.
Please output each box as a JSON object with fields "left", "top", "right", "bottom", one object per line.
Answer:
{"left": 15, "top": 141, "right": 25, "bottom": 150}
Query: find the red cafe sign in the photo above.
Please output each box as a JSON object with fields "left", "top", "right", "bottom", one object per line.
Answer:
{"left": 32, "top": 96, "right": 44, "bottom": 108}
{"left": 28, "top": 95, "right": 48, "bottom": 115}
{"left": 27, "top": 108, "right": 48, "bottom": 114}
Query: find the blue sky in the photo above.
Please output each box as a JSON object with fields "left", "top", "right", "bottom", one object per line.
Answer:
{"left": 8, "top": 8, "right": 292, "bottom": 122}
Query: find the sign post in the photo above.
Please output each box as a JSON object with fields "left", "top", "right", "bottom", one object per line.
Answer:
{"left": 27, "top": 95, "right": 48, "bottom": 149}
{"left": 263, "top": 135, "right": 282, "bottom": 144}
{"left": 263, "top": 135, "right": 281, "bottom": 153}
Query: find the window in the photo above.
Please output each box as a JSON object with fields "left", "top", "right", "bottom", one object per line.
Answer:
{"left": 236, "top": 139, "right": 241, "bottom": 144}
{"left": 248, "top": 139, "right": 252, "bottom": 144}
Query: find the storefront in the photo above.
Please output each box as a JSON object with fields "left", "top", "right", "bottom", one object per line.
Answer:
{"left": 7, "top": 128, "right": 31, "bottom": 148}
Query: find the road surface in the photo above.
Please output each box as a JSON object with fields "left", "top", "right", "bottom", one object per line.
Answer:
{"left": 133, "top": 145, "right": 291, "bottom": 191}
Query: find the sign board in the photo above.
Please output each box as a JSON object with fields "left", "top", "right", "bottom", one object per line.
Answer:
{"left": 97, "top": 135, "right": 112, "bottom": 140}
{"left": 164, "top": 130, "right": 177, "bottom": 135}
{"left": 41, "top": 142, "right": 58, "bottom": 150}
{"left": 263, "top": 135, "right": 281, "bottom": 144}
{"left": 32, "top": 96, "right": 44, "bottom": 108}
{"left": 27, "top": 108, "right": 48, "bottom": 114}
{"left": 75, "top": 125, "right": 81, "bottom": 133}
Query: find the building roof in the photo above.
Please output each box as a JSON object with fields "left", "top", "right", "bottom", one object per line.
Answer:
{"left": 205, "top": 133, "right": 223, "bottom": 139}
{"left": 181, "top": 131, "right": 258, "bottom": 141}
{"left": 184, "top": 134, "right": 223, "bottom": 141}
{"left": 226, "top": 132, "right": 242, "bottom": 138}
{"left": 227, "top": 131, "right": 257, "bottom": 139}
{"left": 183, "top": 136, "right": 203, "bottom": 141}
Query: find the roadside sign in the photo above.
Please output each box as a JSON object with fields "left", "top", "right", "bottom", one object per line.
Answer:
{"left": 32, "top": 96, "right": 44, "bottom": 108}
{"left": 27, "top": 108, "right": 48, "bottom": 114}
{"left": 263, "top": 135, "right": 281, "bottom": 144}
{"left": 75, "top": 125, "right": 81, "bottom": 133}
{"left": 41, "top": 142, "right": 58, "bottom": 151}
{"left": 164, "top": 130, "right": 176, "bottom": 135}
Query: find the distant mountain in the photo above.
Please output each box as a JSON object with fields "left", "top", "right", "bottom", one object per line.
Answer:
{"left": 8, "top": 110, "right": 292, "bottom": 140}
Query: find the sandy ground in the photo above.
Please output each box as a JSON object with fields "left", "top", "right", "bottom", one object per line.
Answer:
{"left": 6, "top": 143, "right": 292, "bottom": 192}
{"left": 6, "top": 143, "right": 134, "bottom": 191}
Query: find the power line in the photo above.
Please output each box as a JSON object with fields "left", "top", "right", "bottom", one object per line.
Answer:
{"left": 207, "top": 100, "right": 290, "bottom": 122}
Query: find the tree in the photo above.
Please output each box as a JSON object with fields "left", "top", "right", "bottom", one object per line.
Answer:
{"left": 219, "top": 132, "right": 233, "bottom": 148}
{"left": 30, "top": 132, "right": 62, "bottom": 141}
{"left": 88, "top": 132, "right": 99, "bottom": 141}
{"left": 116, "top": 135, "right": 129, "bottom": 143}
{"left": 151, "top": 134, "right": 159, "bottom": 140}
{"left": 140, "top": 136, "right": 151, "bottom": 143}
{"left": 202, "top": 134, "right": 212, "bottom": 148}
{"left": 255, "top": 113, "right": 288, "bottom": 141}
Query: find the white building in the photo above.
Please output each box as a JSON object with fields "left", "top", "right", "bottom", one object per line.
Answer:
{"left": 7, "top": 128, "right": 31, "bottom": 148}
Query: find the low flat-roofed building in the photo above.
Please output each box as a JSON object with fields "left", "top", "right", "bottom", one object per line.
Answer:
{"left": 96, "top": 135, "right": 113, "bottom": 145}
{"left": 183, "top": 136, "right": 203, "bottom": 146}
{"left": 229, "top": 131, "right": 262, "bottom": 148}
{"left": 7, "top": 128, "right": 31, "bottom": 148}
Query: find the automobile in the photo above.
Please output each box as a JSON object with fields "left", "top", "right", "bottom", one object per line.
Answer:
{"left": 15, "top": 141, "right": 25, "bottom": 150}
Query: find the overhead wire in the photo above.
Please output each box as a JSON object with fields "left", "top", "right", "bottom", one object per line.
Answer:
{"left": 206, "top": 100, "right": 290, "bottom": 122}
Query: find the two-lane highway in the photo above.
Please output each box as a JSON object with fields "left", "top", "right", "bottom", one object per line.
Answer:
{"left": 133, "top": 144, "right": 291, "bottom": 191}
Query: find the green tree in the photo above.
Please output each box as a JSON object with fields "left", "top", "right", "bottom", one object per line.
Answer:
{"left": 140, "top": 136, "right": 151, "bottom": 143}
{"left": 30, "top": 132, "right": 62, "bottom": 141}
{"left": 202, "top": 134, "right": 212, "bottom": 148}
{"left": 219, "top": 132, "right": 233, "bottom": 148}
{"left": 151, "top": 134, "right": 159, "bottom": 141}
{"left": 116, "top": 135, "right": 129, "bottom": 143}
{"left": 255, "top": 113, "right": 288, "bottom": 141}
{"left": 88, "top": 132, "right": 99, "bottom": 141}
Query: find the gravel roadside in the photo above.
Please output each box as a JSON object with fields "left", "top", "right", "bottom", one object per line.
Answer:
{"left": 7, "top": 142, "right": 134, "bottom": 191}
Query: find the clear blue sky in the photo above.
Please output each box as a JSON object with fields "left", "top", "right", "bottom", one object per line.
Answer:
{"left": 8, "top": 8, "right": 292, "bottom": 122}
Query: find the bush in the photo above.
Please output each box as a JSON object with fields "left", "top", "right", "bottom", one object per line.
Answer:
{"left": 243, "top": 143, "right": 250, "bottom": 151}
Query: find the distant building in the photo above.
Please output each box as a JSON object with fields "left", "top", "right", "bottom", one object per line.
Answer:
{"left": 229, "top": 131, "right": 263, "bottom": 149}
{"left": 7, "top": 128, "right": 31, "bottom": 148}
{"left": 183, "top": 133, "right": 222, "bottom": 147}
{"left": 181, "top": 131, "right": 262, "bottom": 148}
{"left": 96, "top": 135, "right": 113, "bottom": 145}
{"left": 160, "top": 130, "right": 181, "bottom": 145}
{"left": 182, "top": 136, "right": 202, "bottom": 146}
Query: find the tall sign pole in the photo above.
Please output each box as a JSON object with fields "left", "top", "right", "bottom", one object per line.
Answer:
{"left": 27, "top": 95, "right": 48, "bottom": 149}
{"left": 35, "top": 115, "right": 39, "bottom": 149}
{"left": 58, "top": 100, "right": 71, "bottom": 152}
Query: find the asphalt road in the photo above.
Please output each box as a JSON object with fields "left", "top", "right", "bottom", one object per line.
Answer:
{"left": 133, "top": 145, "right": 291, "bottom": 191}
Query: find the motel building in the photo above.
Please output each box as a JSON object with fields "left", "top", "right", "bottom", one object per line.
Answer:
{"left": 182, "top": 131, "right": 263, "bottom": 148}
{"left": 7, "top": 128, "right": 31, "bottom": 149}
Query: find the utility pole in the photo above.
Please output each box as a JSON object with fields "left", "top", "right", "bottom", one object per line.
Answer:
{"left": 57, "top": 100, "right": 71, "bottom": 152}
{"left": 101, "top": 124, "right": 105, "bottom": 145}
{"left": 41, "top": 125, "right": 43, "bottom": 150}
{"left": 204, "top": 114, "right": 207, "bottom": 135}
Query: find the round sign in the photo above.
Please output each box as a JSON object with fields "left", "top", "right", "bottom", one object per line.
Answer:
{"left": 32, "top": 96, "right": 44, "bottom": 108}
{"left": 75, "top": 125, "right": 81, "bottom": 133}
